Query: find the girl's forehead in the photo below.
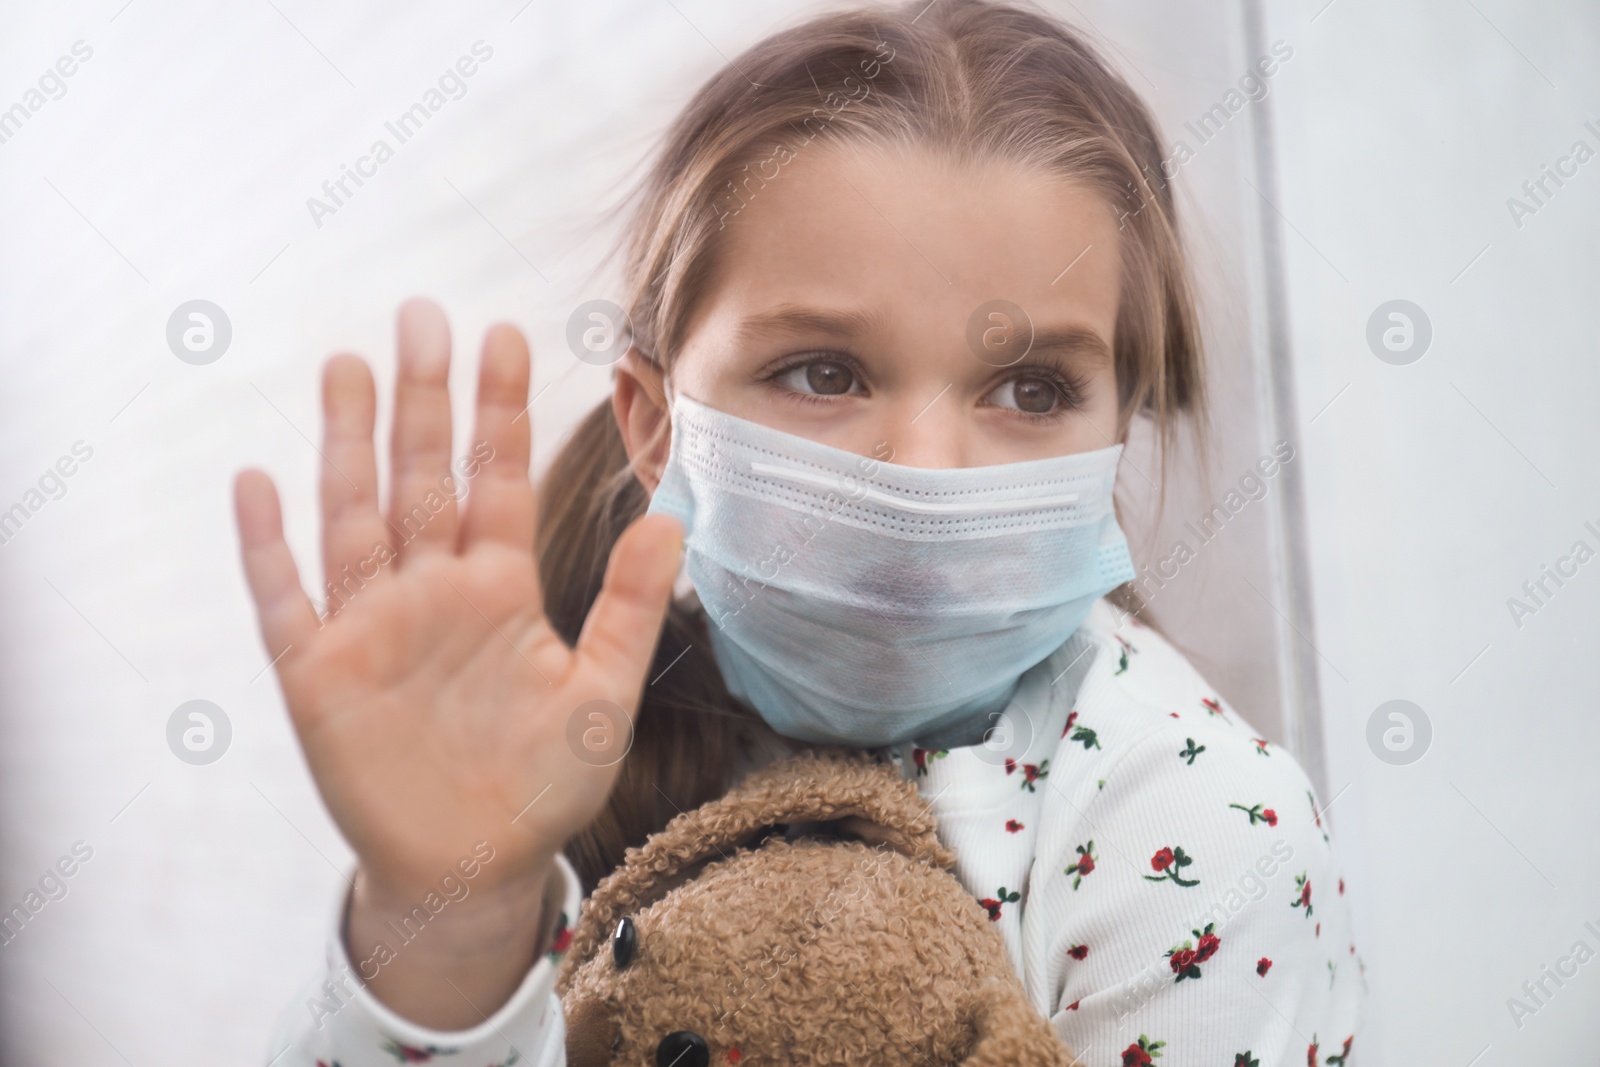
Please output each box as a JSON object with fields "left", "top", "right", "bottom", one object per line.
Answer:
{"left": 698, "top": 139, "right": 1123, "bottom": 343}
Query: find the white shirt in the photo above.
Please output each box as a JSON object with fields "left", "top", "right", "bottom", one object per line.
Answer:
{"left": 264, "top": 598, "right": 1365, "bottom": 1066}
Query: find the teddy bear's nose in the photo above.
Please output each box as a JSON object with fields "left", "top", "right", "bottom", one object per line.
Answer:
{"left": 656, "top": 1030, "right": 709, "bottom": 1067}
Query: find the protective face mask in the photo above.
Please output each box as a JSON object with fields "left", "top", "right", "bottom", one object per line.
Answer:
{"left": 645, "top": 389, "right": 1136, "bottom": 748}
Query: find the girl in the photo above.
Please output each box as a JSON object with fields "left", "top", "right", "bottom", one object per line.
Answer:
{"left": 243, "top": 1, "right": 1363, "bottom": 1063}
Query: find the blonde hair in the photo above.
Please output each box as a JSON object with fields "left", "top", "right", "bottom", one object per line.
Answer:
{"left": 538, "top": 0, "right": 1207, "bottom": 892}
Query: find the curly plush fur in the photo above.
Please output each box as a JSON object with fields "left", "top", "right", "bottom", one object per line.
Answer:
{"left": 556, "top": 746, "right": 1078, "bottom": 1066}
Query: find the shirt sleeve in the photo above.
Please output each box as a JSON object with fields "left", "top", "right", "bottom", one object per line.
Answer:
{"left": 1035, "top": 726, "right": 1364, "bottom": 1066}
{"left": 262, "top": 851, "right": 583, "bottom": 1067}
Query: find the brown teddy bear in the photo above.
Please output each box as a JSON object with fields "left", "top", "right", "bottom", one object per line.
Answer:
{"left": 556, "top": 746, "right": 1079, "bottom": 1067}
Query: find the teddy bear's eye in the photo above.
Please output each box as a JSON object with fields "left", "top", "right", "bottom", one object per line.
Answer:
{"left": 655, "top": 1030, "right": 708, "bottom": 1067}
{"left": 612, "top": 916, "right": 638, "bottom": 969}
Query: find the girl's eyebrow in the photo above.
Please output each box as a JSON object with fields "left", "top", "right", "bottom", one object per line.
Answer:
{"left": 732, "top": 303, "right": 1111, "bottom": 366}
{"left": 1022, "top": 324, "right": 1113, "bottom": 366}
{"left": 732, "top": 303, "right": 884, "bottom": 347}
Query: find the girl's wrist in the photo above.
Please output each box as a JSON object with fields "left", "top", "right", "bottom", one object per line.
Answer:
{"left": 341, "top": 855, "right": 566, "bottom": 1030}
{"left": 347, "top": 853, "right": 559, "bottom": 970}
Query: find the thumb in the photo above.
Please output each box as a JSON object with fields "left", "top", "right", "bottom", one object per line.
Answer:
{"left": 572, "top": 512, "right": 685, "bottom": 703}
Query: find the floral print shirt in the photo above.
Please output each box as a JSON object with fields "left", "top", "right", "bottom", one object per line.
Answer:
{"left": 886, "top": 598, "right": 1364, "bottom": 1066}
{"left": 264, "top": 598, "right": 1363, "bottom": 1066}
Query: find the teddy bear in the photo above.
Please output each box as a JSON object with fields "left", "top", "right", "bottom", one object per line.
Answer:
{"left": 555, "top": 745, "right": 1078, "bottom": 1067}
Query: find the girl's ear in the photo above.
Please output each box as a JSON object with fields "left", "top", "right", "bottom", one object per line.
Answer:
{"left": 612, "top": 348, "right": 670, "bottom": 492}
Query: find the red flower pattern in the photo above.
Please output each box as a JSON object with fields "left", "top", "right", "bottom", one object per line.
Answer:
{"left": 1066, "top": 841, "right": 1097, "bottom": 890}
{"left": 1228, "top": 802, "right": 1277, "bottom": 827}
{"left": 1166, "top": 923, "right": 1219, "bottom": 981}
{"left": 978, "top": 886, "right": 1020, "bottom": 922}
{"left": 1121, "top": 1035, "right": 1163, "bottom": 1065}
{"left": 547, "top": 910, "right": 572, "bottom": 962}
{"left": 1061, "top": 711, "right": 1100, "bottom": 749}
{"left": 911, "top": 747, "right": 947, "bottom": 776}
{"left": 1291, "top": 873, "right": 1313, "bottom": 918}
{"left": 1002, "top": 759, "right": 1049, "bottom": 791}
{"left": 380, "top": 1040, "right": 453, "bottom": 1063}
{"left": 1144, "top": 845, "right": 1200, "bottom": 887}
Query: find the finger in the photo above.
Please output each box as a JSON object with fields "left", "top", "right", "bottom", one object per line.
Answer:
{"left": 234, "top": 469, "right": 320, "bottom": 665}
{"left": 458, "top": 323, "right": 535, "bottom": 554}
{"left": 573, "top": 513, "right": 685, "bottom": 710}
{"left": 319, "top": 355, "right": 392, "bottom": 616}
{"left": 387, "top": 297, "right": 459, "bottom": 562}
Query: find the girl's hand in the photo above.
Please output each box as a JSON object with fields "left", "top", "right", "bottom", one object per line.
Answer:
{"left": 234, "top": 298, "right": 681, "bottom": 1023}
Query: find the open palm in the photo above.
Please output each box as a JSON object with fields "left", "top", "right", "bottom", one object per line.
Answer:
{"left": 234, "top": 298, "right": 681, "bottom": 901}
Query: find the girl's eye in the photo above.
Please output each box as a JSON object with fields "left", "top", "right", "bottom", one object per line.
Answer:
{"left": 764, "top": 357, "right": 1081, "bottom": 419}
{"left": 770, "top": 358, "right": 864, "bottom": 398}
{"left": 984, "top": 375, "right": 1075, "bottom": 417}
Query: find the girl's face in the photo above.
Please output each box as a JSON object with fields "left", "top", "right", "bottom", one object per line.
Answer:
{"left": 615, "top": 139, "right": 1124, "bottom": 487}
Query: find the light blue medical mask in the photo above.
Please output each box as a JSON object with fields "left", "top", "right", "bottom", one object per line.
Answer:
{"left": 645, "top": 390, "right": 1136, "bottom": 748}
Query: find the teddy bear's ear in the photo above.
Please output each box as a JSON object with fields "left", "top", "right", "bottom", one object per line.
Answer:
{"left": 958, "top": 975, "right": 1081, "bottom": 1067}
{"left": 557, "top": 746, "right": 952, "bottom": 992}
